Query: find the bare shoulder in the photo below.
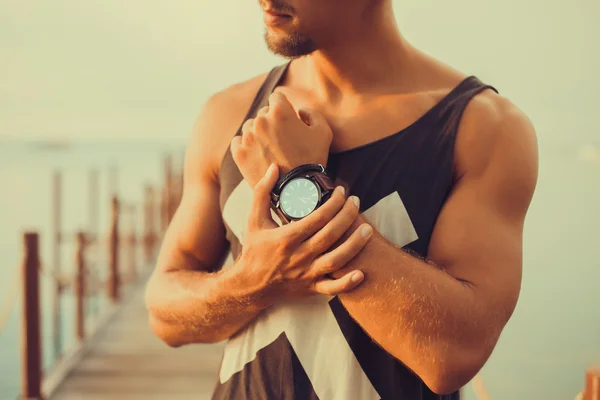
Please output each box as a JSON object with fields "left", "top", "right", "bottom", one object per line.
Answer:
{"left": 454, "top": 89, "right": 539, "bottom": 215}
{"left": 455, "top": 89, "right": 539, "bottom": 177}
{"left": 185, "top": 71, "right": 270, "bottom": 183}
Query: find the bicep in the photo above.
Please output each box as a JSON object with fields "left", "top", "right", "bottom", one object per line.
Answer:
{"left": 156, "top": 179, "right": 229, "bottom": 273}
{"left": 155, "top": 99, "right": 234, "bottom": 274}
{"left": 427, "top": 101, "right": 538, "bottom": 325}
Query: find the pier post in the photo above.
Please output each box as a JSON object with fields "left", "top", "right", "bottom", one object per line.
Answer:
{"left": 164, "top": 154, "right": 174, "bottom": 225}
{"left": 108, "top": 196, "right": 120, "bottom": 302}
{"left": 128, "top": 205, "right": 137, "bottom": 281}
{"left": 584, "top": 365, "right": 600, "bottom": 400}
{"left": 75, "top": 232, "right": 86, "bottom": 341}
{"left": 143, "top": 185, "right": 157, "bottom": 263}
{"left": 52, "top": 171, "right": 62, "bottom": 361}
{"left": 21, "top": 232, "right": 44, "bottom": 400}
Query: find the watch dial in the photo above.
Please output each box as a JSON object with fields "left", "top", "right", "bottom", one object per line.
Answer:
{"left": 280, "top": 178, "right": 320, "bottom": 219}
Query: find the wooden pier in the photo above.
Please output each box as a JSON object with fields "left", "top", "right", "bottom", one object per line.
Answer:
{"left": 49, "top": 282, "right": 225, "bottom": 400}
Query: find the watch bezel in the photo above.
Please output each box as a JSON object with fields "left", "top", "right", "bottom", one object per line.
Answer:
{"left": 277, "top": 176, "right": 323, "bottom": 221}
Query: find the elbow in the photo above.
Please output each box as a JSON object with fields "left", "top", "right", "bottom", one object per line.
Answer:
{"left": 144, "top": 277, "right": 188, "bottom": 348}
{"left": 148, "top": 313, "right": 189, "bottom": 348}
{"left": 424, "top": 371, "right": 470, "bottom": 396}
{"left": 144, "top": 273, "right": 230, "bottom": 346}
{"left": 145, "top": 290, "right": 228, "bottom": 347}
{"left": 423, "top": 343, "right": 493, "bottom": 395}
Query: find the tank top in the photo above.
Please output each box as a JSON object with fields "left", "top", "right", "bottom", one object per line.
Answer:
{"left": 214, "top": 62, "right": 497, "bottom": 400}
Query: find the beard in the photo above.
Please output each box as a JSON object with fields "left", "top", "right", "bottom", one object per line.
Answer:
{"left": 264, "top": 29, "right": 317, "bottom": 59}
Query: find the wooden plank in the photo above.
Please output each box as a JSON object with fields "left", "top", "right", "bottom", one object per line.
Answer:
{"left": 50, "top": 286, "right": 225, "bottom": 400}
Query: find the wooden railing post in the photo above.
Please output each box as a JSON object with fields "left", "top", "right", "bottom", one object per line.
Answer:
{"left": 127, "top": 205, "right": 137, "bottom": 281}
{"left": 108, "top": 196, "right": 120, "bottom": 302}
{"left": 52, "top": 171, "right": 62, "bottom": 361}
{"left": 164, "top": 154, "right": 174, "bottom": 225}
{"left": 584, "top": 365, "right": 600, "bottom": 400}
{"left": 143, "top": 185, "right": 157, "bottom": 263}
{"left": 21, "top": 232, "right": 44, "bottom": 400}
{"left": 75, "top": 232, "right": 86, "bottom": 341}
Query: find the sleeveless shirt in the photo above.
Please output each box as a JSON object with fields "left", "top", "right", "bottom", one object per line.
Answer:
{"left": 214, "top": 62, "right": 497, "bottom": 400}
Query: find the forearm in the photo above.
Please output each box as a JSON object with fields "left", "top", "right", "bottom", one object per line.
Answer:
{"left": 146, "top": 262, "right": 270, "bottom": 347}
{"left": 332, "top": 217, "right": 494, "bottom": 393}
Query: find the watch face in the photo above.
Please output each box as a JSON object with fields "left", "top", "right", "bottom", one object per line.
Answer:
{"left": 280, "top": 177, "right": 320, "bottom": 219}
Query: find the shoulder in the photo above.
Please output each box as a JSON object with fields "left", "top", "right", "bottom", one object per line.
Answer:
{"left": 185, "top": 70, "right": 271, "bottom": 182}
{"left": 454, "top": 88, "right": 539, "bottom": 216}
{"left": 455, "top": 89, "right": 538, "bottom": 178}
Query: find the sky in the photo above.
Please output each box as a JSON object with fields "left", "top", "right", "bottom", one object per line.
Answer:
{"left": 0, "top": 0, "right": 598, "bottom": 143}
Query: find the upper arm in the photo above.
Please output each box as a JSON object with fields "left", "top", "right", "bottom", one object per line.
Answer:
{"left": 155, "top": 97, "right": 231, "bottom": 274}
{"left": 154, "top": 75, "right": 268, "bottom": 274}
{"left": 428, "top": 93, "right": 539, "bottom": 333}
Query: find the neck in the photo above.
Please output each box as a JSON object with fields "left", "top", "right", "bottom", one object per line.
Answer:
{"left": 290, "top": 4, "right": 415, "bottom": 103}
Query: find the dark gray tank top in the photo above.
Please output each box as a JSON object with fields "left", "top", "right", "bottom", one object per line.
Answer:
{"left": 214, "top": 62, "right": 497, "bottom": 400}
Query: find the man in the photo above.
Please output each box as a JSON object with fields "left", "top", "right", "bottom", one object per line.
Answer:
{"left": 145, "top": 0, "right": 539, "bottom": 399}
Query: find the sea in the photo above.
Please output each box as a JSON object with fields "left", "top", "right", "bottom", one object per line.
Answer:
{"left": 0, "top": 136, "right": 599, "bottom": 400}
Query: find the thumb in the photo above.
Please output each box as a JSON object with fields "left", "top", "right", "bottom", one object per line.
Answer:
{"left": 248, "top": 164, "right": 279, "bottom": 231}
{"left": 298, "top": 107, "right": 328, "bottom": 128}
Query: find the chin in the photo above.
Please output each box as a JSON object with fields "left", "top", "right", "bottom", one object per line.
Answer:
{"left": 264, "top": 30, "right": 317, "bottom": 58}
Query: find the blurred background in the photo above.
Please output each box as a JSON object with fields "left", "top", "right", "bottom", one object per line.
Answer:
{"left": 1, "top": 0, "right": 599, "bottom": 399}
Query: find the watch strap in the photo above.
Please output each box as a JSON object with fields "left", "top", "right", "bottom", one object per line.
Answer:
{"left": 312, "top": 171, "right": 335, "bottom": 202}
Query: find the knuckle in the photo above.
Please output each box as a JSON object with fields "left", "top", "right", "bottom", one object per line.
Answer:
{"left": 332, "top": 192, "right": 346, "bottom": 209}
{"left": 243, "top": 130, "right": 255, "bottom": 143}
{"left": 314, "top": 213, "right": 330, "bottom": 227}
{"left": 308, "top": 236, "right": 327, "bottom": 255}
{"left": 270, "top": 103, "right": 286, "bottom": 119}
{"left": 342, "top": 209, "right": 358, "bottom": 226}
{"left": 279, "top": 233, "right": 295, "bottom": 252}
{"left": 242, "top": 118, "right": 254, "bottom": 132}
{"left": 315, "top": 282, "right": 332, "bottom": 296}
{"left": 231, "top": 146, "right": 244, "bottom": 164}
{"left": 235, "top": 146, "right": 248, "bottom": 160}
{"left": 254, "top": 116, "right": 268, "bottom": 132}
{"left": 230, "top": 135, "right": 241, "bottom": 146}
{"left": 319, "top": 259, "right": 336, "bottom": 274}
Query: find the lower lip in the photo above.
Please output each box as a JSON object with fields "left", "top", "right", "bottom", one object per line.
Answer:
{"left": 263, "top": 12, "right": 291, "bottom": 27}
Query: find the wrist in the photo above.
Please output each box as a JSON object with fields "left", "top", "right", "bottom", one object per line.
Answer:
{"left": 225, "top": 257, "right": 276, "bottom": 310}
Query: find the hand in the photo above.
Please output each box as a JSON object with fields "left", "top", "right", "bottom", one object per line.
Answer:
{"left": 236, "top": 164, "right": 373, "bottom": 304}
{"left": 231, "top": 92, "right": 333, "bottom": 189}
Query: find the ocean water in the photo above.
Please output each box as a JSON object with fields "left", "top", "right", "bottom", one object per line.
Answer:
{"left": 0, "top": 137, "right": 599, "bottom": 400}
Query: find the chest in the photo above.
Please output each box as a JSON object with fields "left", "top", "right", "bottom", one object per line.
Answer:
{"left": 273, "top": 87, "right": 446, "bottom": 154}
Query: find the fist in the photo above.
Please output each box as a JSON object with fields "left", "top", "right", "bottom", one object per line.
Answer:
{"left": 231, "top": 92, "right": 333, "bottom": 189}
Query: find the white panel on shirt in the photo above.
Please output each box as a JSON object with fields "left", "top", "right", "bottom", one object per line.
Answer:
{"left": 221, "top": 181, "right": 418, "bottom": 400}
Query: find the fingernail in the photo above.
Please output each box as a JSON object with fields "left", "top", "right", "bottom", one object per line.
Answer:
{"left": 351, "top": 272, "right": 364, "bottom": 283}
{"left": 361, "top": 225, "right": 373, "bottom": 238}
{"left": 351, "top": 196, "right": 360, "bottom": 208}
{"left": 337, "top": 186, "right": 345, "bottom": 196}
{"left": 267, "top": 164, "right": 276, "bottom": 175}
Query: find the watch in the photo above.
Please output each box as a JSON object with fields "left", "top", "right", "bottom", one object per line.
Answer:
{"left": 271, "top": 164, "right": 336, "bottom": 224}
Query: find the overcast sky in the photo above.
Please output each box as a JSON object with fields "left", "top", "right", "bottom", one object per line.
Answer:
{"left": 1, "top": 0, "right": 598, "bottom": 143}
